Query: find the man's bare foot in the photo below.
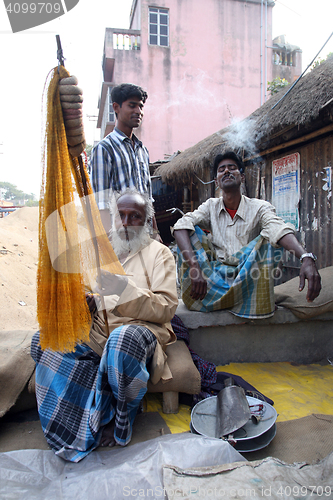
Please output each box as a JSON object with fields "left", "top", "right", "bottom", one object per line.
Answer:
{"left": 100, "top": 420, "right": 116, "bottom": 447}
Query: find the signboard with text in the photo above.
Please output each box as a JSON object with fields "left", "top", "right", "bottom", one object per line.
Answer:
{"left": 272, "top": 153, "right": 300, "bottom": 230}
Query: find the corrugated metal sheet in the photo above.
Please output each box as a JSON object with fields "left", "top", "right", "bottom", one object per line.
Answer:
{"left": 245, "top": 134, "right": 333, "bottom": 282}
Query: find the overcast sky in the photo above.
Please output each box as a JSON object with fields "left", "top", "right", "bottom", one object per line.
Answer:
{"left": 0, "top": 0, "right": 332, "bottom": 199}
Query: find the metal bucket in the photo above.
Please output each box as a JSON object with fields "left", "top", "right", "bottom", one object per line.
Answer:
{"left": 190, "top": 395, "right": 277, "bottom": 451}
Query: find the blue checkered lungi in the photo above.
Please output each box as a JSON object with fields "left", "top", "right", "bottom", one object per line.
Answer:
{"left": 31, "top": 325, "right": 157, "bottom": 462}
{"left": 178, "top": 226, "right": 283, "bottom": 318}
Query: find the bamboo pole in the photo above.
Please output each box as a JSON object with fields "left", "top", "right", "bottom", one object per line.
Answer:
{"left": 77, "top": 155, "right": 109, "bottom": 332}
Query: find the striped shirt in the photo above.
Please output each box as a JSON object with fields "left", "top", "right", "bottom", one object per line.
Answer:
{"left": 90, "top": 128, "right": 152, "bottom": 210}
{"left": 173, "top": 195, "right": 295, "bottom": 263}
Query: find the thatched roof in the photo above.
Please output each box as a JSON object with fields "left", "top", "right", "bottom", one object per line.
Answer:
{"left": 155, "top": 55, "right": 333, "bottom": 185}
{"left": 252, "top": 54, "right": 333, "bottom": 136}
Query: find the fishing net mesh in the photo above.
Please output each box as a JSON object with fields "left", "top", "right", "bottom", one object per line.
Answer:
{"left": 37, "top": 66, "right": 124, "bottom": 352}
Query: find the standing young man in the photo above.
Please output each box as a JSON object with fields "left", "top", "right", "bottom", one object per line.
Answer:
{"left": 90, "top": 83, "right": 154, "bottom": 234}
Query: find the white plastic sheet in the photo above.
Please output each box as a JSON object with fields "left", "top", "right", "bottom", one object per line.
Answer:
{"left": 0, "top": 433, "right": 245, "bottom": 499}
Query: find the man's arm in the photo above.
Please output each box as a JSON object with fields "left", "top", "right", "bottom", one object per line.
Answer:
{"left": 96, "top": 244, "right": 178, "bottom": 324}
{"left": 172, "top": 201, "right": 213, "bottom": 301}
{"left": 277, "top": 233, "right": 321, "bottom": 302}
{"left": 173, "top": 229, "right": 207, "bottom": 300}
{"left": 116, "top": 245, "right": 178, "bottom": 323}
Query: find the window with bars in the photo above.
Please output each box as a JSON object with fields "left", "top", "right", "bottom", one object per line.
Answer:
{"left": 149, "top": 7, "right": 169, "bottom": 47}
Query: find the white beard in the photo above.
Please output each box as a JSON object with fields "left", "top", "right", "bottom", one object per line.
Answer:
{"left": 110, "top": 224, "right": 151, "bottom": 259}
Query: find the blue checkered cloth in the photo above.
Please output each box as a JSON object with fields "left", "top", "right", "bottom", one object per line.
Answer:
{"left": 178, "top": 226, "right": 283, "bottom": 318}
{"left": 31, "top": 325, "right": 156, "bottom": 462}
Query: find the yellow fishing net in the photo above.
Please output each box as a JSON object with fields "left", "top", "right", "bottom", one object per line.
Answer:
{"left": 37, "top": 66, "right": 124, "bottom": 352}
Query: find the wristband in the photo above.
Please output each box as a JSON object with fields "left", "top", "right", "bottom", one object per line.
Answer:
{"left": 300, "top": 252, "right": 317, "bottom": 263}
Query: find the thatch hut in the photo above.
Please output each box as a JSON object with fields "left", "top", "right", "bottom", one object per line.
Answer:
{"left": 155, "top": 55, "right": 333, "bottom": 279}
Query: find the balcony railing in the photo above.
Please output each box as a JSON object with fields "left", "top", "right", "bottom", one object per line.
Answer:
{"left": 105, "top": 28, "right": 141, "bottom": 52}
{"left": 273, "top": 49, "right": 297, "bottom": 67}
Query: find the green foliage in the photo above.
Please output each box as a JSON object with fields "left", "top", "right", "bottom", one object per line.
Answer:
{"left": 267, "top": 77, "right": 289, "bottom": 96}
{"left": 25, "top": 199, "right": 39, "bottom": 207}
{"left": 0, "top": 181, "right": 37, "bottom": 205}
{"left": 311, "top": 52, "right": 333, "bottom": 70}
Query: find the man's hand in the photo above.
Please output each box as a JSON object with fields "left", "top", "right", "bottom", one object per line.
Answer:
{"left": 299, "top": 258, "right": 321, "bottom": 302}
{"left": 277, "top": 234, "right": 322, "bottom": 302}
{"left": 58, "top": 75, "right": 86, "bottom": 158}
{"left": 86, "top": 293, "right": 97, "bottom": 315}
{"left": 174, "top": 228, "right": 208, "bottom": 301}
{"left": 93, "top": 270, "right": 128, "bottom": 297}
{"left": 189, "top": 264, "right": 207, "bottom": 301}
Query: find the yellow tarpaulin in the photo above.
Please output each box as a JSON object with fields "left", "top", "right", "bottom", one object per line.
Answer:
{"left": 220, "top": 362, "right": 333, "bottom": 422}
{"left": 146, "top": 362, "right": 333, "bottom": 433}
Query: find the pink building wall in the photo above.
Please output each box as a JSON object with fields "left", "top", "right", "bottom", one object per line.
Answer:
{"left": 99, "top": 0, "right": 275, "bottom": 163}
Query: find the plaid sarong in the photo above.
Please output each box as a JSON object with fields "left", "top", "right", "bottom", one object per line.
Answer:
{"left": 178, "top": 226, "right": 283, "bottom": 319}
{"left": 31, "top": 325, "right": 156, "bottom": 462}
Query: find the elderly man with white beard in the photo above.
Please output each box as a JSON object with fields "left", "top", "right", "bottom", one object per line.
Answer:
{"left": 31, "top": 189, "right": 178, "bottom": 462}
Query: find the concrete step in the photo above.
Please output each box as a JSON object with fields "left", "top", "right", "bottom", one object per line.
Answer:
{"left": 176, "top": 301, "right": 333, "bottom": 364}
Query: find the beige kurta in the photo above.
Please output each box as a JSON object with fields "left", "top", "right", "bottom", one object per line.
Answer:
{"left": 88, "top": 239, "right": 178, "bottom": 384}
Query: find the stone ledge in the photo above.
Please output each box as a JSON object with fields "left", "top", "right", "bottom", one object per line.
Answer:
{"left": 175, "top": 301, "right": 333, "bottom": 365}
{"left": 176, "top": 300, "right": 333, "bottom": 329}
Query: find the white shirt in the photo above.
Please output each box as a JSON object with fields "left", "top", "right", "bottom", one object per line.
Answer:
{"left": 173, "top": 195, "right": 295, "bottom": 263}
